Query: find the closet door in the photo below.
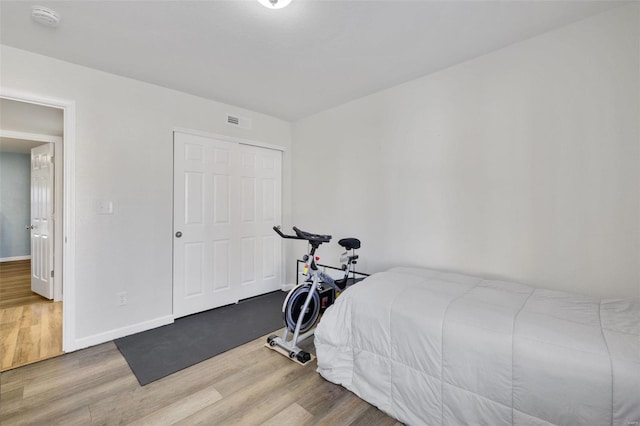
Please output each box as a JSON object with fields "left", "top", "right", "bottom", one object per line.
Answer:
{"left": 173, "top": 132, "right": 282, "bottom": 318}
{"left": 238, "top": 144, "right": 282, "bottom": 301}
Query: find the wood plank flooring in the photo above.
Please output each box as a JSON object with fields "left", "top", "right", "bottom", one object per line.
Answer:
{"left": 0, "top": 260, "right": 49, "bottom": 310}
{"left": 0, "top": 332, "right": 402, "bottom": 425}
{"left": 0, "top": 259, "right": 64, "bottom": 371}
{"left": 0, "top": 302, "right": 63, "bottom": 371}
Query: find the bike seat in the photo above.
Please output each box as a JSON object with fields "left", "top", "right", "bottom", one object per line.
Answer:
{"left": 334, "top": 278, "right": 348, "bottom": 290}
{"left": 338, "top": 238, "right": 361, "bottom": 250}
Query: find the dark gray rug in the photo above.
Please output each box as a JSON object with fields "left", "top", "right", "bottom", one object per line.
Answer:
{"left": 114, "top": 291, "right": 286, "bottom": 385}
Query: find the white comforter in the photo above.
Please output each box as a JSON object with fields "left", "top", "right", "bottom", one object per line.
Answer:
{"left": 315, "top": 267, "right": 640, "bottom": 426}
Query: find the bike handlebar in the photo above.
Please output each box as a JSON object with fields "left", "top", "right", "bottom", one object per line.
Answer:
{"left": 273, "top": 225, "right": 332, "bottom": 244}
{"left": 272, "top": 225, "right": 303, "bottom": 239}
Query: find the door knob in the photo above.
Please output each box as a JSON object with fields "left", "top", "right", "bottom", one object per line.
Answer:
{"left": 175, "top": 231, "right": 183, "bottom": 238}
{"left": 26, "top": 225, "right": 34, "bottom": 230}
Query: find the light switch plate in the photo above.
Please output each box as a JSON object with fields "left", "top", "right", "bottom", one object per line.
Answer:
{"left": 96, "top": 200, "right": 114, "bottom": 215}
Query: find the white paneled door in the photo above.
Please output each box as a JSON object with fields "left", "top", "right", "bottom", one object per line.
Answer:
{"left": 30, "top": 143, "right": 54, "bottom": 299}
{"left": 173, "top": 132, "right": 282, "bottom": 318}
{"left": 238, "top": 144, "right": 283, "bottom": 301}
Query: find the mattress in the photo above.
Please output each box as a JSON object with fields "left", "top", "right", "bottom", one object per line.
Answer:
{"left": 314, "top": 267, "right": 640, "bottom": 426}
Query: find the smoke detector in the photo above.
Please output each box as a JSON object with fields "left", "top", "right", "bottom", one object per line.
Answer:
{"left": 257, "top": 0, "right": 292, "bottom": 9}
{"left": 31, "top": 6, "right": 61, "bottom": 27}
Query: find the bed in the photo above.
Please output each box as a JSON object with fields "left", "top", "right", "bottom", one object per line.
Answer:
{"left": 314, "top": 267, "right": 640, "bottom": 426}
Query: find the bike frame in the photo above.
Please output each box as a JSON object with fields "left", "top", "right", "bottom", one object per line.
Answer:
{"left": 268, "top": 225, "right": 361, "bottom": 363}
{"left": 287, "top": 256, "right": 322, "bottom": 352}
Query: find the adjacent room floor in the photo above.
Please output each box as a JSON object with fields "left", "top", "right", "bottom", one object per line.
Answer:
{"left": 0, "top": 260, "right": 63, "bottom": 371}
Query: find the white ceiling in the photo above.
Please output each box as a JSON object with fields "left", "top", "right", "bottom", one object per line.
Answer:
{"left": 0, "top": 1, "right": 626, "bottom": 121}
{"left": 0, "top": 98, "right": 64, "bottom": 136}
{"left": 0, "top": 137, "right": 46, "bottom": 154}
{"left": 0, "top": 98, "right": 63, "bottom": 153}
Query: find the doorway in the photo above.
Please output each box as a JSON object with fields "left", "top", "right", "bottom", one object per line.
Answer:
{"left": 0, "top": 98, "right": 64, "bottom": 370}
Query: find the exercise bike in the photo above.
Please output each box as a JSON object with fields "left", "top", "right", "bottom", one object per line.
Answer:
{"left": 267, "top": 225, "right": 362, "bottom": 364}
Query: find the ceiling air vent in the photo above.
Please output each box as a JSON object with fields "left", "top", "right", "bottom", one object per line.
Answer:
{"left": 226, "top": 114, "right": 252, "bottom": 130}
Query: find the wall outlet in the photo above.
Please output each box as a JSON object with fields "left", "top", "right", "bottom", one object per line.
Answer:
{"left": 117, "top": 291, "right": 127, "bottom": 306}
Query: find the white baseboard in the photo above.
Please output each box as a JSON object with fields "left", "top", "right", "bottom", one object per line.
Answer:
{"left": 281, "top": 283, "right": 295, "bottom": 292}
{"left": 71, "top": 314, "right": 174, "bottom": 352}
{"left": 0, "top": 255, "right": 31, "bottom": 262}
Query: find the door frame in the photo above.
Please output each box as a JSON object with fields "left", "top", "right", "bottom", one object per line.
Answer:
{"left": 1, "top": 88, "right": 77, "bottom": 352}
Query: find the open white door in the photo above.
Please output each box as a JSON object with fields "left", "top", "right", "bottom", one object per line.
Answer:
{"left": 30, "top": 143, "right": 54, "bottom": 299}
{"left": 173, "top": 132, "right": 282, "bottom": 318}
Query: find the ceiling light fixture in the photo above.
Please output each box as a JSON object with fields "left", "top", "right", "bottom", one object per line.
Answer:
{"left": 31, "top": 5, "right": 61, "bottom": 27}
{"left": 256, "top": 0, "right": 292, "bottom": 10}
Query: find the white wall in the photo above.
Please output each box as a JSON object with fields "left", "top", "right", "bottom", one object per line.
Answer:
{"left": 0, "top": 46, "right": 292, "bottom": 346}
{"left": 292, "top": 4, "right": 639, "bottom": 299}
{"left": 1, "top": 4, "right": 637, "bottom": 351}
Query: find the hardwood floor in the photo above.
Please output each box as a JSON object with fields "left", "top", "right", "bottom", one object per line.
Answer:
{"left": 0, "top": 332, "right": 402, "bottom": 425}
{"left": 0, "top": 262, "right": 397, "bottom": 424}
{"left": 0, "top": 260, "right": 63, "bottom": 371}
{"left": 0, "top": 302, "right": 63, "bottom": 371}
{"left": 0, "top": 260, "right": 49, "bottom": 309}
